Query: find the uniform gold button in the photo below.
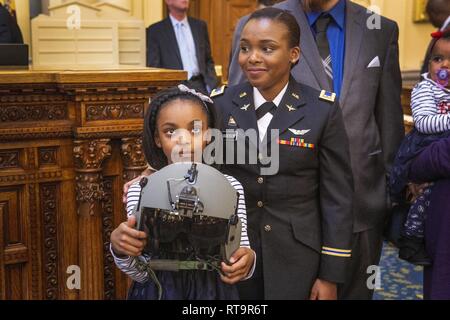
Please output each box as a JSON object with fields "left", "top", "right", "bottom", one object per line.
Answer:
{"left": 264, "top": 225, "right": 272, "bottom": 232}
{"left": 257, "top": 177, "right": 264, "bottom": 184}
{"left": 257, "top": 201, "right": 264, "bottom": 208}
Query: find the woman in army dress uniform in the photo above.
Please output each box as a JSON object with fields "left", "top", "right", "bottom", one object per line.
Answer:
{"left": 211, "top": 7, "right": 354, "bottom": 300}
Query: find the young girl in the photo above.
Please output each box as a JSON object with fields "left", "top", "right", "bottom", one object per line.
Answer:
{"left": 390, "top": 28, "right": 450, "bottom": 265}
{"left": 110, "top": 85, "right": 255, "bottom": 300}
{"left": 212, "top": 8, "right": 354, "bottom": 300}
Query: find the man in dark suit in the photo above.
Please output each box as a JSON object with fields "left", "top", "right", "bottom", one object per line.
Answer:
{"left": 228, "top": 0, "right": 404, "bottom": 299}
{"left": 0, "top": 3, "right": 23, "bottom": 44}
{"left": 146, "top": 0, "right": 218, "bottom": 94}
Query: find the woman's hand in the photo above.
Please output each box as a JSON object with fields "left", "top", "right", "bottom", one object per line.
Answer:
{"left": 110, "top": 215, "right": 148, "bottom": 258}
{"left": 309, "top": 279, "right": 337, "bottom": 300}
{"left": 122, "top": 167, "right": 154, "bottom": 204}
{"left": 407, "top": 182, "right": 431, "bottom": 203}
{"left": 220, "top": 247, "right": 255, "bottom": 285}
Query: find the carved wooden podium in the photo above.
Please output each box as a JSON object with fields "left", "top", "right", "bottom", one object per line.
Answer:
{"left": 0, "top": 68, "right": 185, "bottom": 300}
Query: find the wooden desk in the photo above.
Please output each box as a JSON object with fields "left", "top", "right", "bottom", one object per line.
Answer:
{"left": 0, "top": 68, "right": 185, "bottom": 300}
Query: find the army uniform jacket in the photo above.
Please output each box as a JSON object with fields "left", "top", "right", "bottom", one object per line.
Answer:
{"left": 212, "top": 79, "right": 354, "bottom": 299}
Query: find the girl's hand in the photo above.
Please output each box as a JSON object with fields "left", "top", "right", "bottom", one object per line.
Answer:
{"left": 220, "top": 247, "right": 255, "bottom": 285}
{"left": 309, "top": 279, "right": 337, "bottom": 300}
{"left": 110, "top": 215, "right": 148, "bottom": 257}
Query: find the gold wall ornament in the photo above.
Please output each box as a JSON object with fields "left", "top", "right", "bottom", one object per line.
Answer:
{"left": 413, "top": 0, "right": 429, "bottom": 23}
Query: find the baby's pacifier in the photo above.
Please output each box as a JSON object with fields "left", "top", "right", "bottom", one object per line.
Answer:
{"left": 436, "top": 68, "right": 449, "bottom": 88}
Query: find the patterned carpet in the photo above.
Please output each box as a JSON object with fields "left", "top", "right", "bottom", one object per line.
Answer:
{"left": 373, "top": 242, "right": 424, "bottom": 300}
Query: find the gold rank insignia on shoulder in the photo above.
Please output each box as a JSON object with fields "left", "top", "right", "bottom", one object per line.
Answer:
{"left": 291, "top": 93, "right": 300, "bottom": 100}
{"left": 239, "top": 92, "right": 248, "bottom": 99}
{"left": 210, "top": 85, "right": 226, "bottom": 98}
{"left": 241, "top": 104, "right": 251, "bottom": 111}
{"left": 319, "top": 90, "right": 336, "bottom": 103}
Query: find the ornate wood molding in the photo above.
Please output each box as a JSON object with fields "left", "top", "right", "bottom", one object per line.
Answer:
{"left": 74, "top": 139, "right": 112, "bottom": 217}
{"left": 0, "top": 150, "right": 20, "bottom": 169}
{"left": 101, "top": 178, "right": 115, "bottom": 300}
{"left": 71, "top": 91, "right": 155, "bottom": 103}
{"left": 29, "top": 183, "right": 42, "bottom": 300}
{"left": 73, "top": 139, "right": 112, "bottom": 171}
{"left": 0, "top": 87, "right": 62, "bottom": 100}
{"left": 39, "top": 148, "right": 58, "bottom": 167}
{"left": 0, "top": 68, "right": 185, "bottom": 300}
{"left": 121, "top": 137, "right": 148, "bottom": 182}
{"left": 74, "top": 139, "right": 112, "bottom": 300}
{"left": 0, "top": 171, "right": 63, "bottom": 185}
{"left": 0, "top": 104, "right": 68, "bottom": 123}
{"left": 0, "top": 127, "right": 73, "bottom": 142}
{"left": 74, "top": 127, "right": 143, "bottom": 140}
{"left": 40, "top": 184, "right": 59, "bottom": 300}
{"left": 86, "top": 103, "right": 144, "bottom": 122}
{"left": 27, "top": 148, "right": 36, "bottom": 170}
{"left": 3, "top": 246, "right": 28, "bottom": 264}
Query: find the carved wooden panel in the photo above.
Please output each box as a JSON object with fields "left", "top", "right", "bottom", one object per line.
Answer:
{"left": 0, "top": 150, "right": 21, "bottom": 169}
{"left": 102, "top": 177, "right": 116, "bottom": 300}
{"left": 40, "top": 184, "right": 59, "bottom": 300}
{"left": 0, "top": 103, "right": 68, "bottom": 123}
{"left": 84, "top": 103, "right": 144, "bottom": 123}
{"left": 4, "top": 265, "right": 26, "bottom": 300}
{"left": 0, "top": 186, "right": 29, "bottom": 300}
{"left": 28, "top": 182, "right": 43, "bottom": 300}
{"left": 0, "top": 69, "right": 184, "bottom": 300}
{"left": 39, "top": 147, "right": 59, "bottom": 167}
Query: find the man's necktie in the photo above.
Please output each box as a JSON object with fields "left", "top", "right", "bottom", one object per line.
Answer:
{"left": 315, "top": 13, "right": 333, "bottom": 88}
{"left": 176, "top": 22, "right": 197, "bottom": 79}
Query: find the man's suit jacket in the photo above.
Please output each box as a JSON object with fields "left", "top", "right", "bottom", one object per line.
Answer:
{"left": 228, "top": 0, "right": 405, "bottom": 232}
{"left": 146, "top": 17, "right": 218, "bottom": 90}
{"left": 0, "top": 4, "right": 23, "bottom": 44}
{"left": 228, "top": 14, "right": 248, "bottom": 86}
{"left": 213, "top": 79, "right": 354, "bottom": 299}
